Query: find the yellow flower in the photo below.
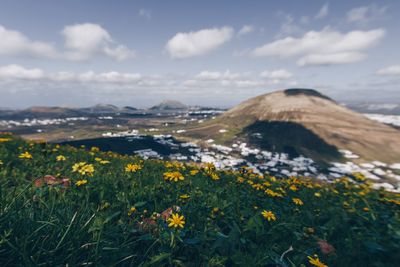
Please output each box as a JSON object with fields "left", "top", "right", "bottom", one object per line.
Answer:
{"left": 167, "top": 213, "right": 185, "bottom": 228}
{"left": 363, "top": 207, "right": 369, "bottom": 212}
{"left": 56, "top": 155, "right": 67, "bottom": 161}
{"left": 128, "top": 206, "right": 137, "bottom": 216}
{"left": 252, "top": 183, "right": 264, "bottom": 190}
{"left": 292, "top": 198, "right": 304, "bottom": 206}
{"left": 308, "top": 255, "right": 328, "bottom": 267}
{"left": 19, "top": 152, "right": 32, "bottom": 159}
{"left": 190, "top": 169, "right": 199, "bottom": 175}
{"left": 0, "top": 160, "right": 3, "bottom": 166}
{"left": 163, "top": 171, "right": 185, "bottom": 182}
{"left": 125, "top": 163, "right": 142, "bottom": 172}
{"left": 261, "top": 210, "right": 276, "bottom": 221}
{"left": 314, "top": 192, "right": 321, "bottom": 197}
{"left": 0, "top": 138, "right": 11, "bottom": 142}
{"left": 210, "top": 173, "right": 220, "bottom": 180}
{"left": 179, "top": 194, "right": 190, "bottom": 200}
{"left": 90, "top": 146, "right": 100, "bottom": 153}
{"left": 72, "top": 162, "right": 94, "bottom": 176}
{"left": 100, "top": 160, "right": 110, "bottom": 165}
{"left": 237, "top": 177, "right": 245, "bottom": 183}
{"left": 75, "top": 179, "right": 88, "bottom": 186}
{"left": 95, "top": 157, "right": 102, "bottom": 162}
{"left": 289, "top": 185, "right": 298, "bottom": 191}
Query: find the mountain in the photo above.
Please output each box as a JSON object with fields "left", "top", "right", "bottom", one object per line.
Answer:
{"left": 346, "top": 103, "right": 400, "bottom": 115}
{"left": 149, "top": 100, "right": 187, "bottom": 110}
{"left": 79, "top": 104, "right": 120, "bottom": 114}
{"left": 185, "top": 88, "right": 400, "bottom": 163}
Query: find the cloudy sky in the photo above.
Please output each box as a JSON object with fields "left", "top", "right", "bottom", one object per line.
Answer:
{"left": 0, "top": 0, "right": 399, "bottom": 108}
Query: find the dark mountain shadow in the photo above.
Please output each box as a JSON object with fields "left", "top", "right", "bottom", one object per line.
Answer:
{"left": 243, "top": 121, "right": 342, "bottom": 163}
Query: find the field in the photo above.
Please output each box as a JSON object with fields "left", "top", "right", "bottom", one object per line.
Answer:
{"left": 0, "top": 132, "right": 399, "bottom": 266}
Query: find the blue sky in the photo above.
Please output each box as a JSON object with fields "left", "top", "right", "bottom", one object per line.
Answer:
{"left": 0, "top": 0, "right": 399, "bottom": 108}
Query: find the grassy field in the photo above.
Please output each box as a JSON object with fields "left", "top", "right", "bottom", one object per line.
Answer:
{"left": 0, "top": 132, "right": 399, "bottom": 266}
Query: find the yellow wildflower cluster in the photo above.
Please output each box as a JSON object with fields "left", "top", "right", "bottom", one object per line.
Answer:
{"left": 0, "top": 138, "right": 11, "bottom": 142}
{"left": 164, "top": 171, "right": 185, "bottom": 182}
{"left": 125, "top": 163, "right": 142, "bottom": 172}
{"left": 165, "top": 161, "right": 185, "bottom": 169}
{"left": 72, "top": 162, "right": 95, "bottom": 176}
{"left": 190, "top": 169, "right": 199, "bottom": 176}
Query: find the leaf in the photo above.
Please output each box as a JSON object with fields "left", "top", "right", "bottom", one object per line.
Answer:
{"left": 148, "top": 252, "right": 171, "bottom": 265}
{"left": 134, "top": 201, "right": 147, "bottom": 208}
{"left": 104, "top": 211, "right": 121, "bottom": 224}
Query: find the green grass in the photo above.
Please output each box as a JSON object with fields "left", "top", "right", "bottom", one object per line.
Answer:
{"left": 0, "top": 133, "right": 399, "bottom": 266}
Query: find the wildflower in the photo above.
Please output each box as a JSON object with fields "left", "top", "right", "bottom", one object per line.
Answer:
{"left": 292, "top": 198, "right": 304, "bottom": 206}
{"left": 167, "top": 213, "right": 185, "bottom": 228}
{"left": 308, "top": 255, "right": 328, "bottom": 267}
{"left": 210, "top": 173, "right": 220, "bottom": 180}
{"left": 72, "top": 162, "right": 94, "bottom": 176}
{"left": 19, "top": 152, "right": 32, "bottom": 159}
{"left": 125, "top": 163, "right": 142, "bottom": 172}
{"left": 0, "top": 160, "right": 3, "bottom": 166}
{"left": 163, "top": 171, "right": 184, "bottom": 182}
{"left": 128, "top": 206, "right": 137, "bottom": 216}
{"left": 261, "top": 210, "right": 276, "bottom": 221}
{"left": 56, "top": 155, "right": 66, "bottom": 161}
{"left": 289, "top": 185, "right": 298, "bottom": 191}
{"left": 179, "top": 194, "right": 190, "bottom": 200}
{"left": 95, "top": 157, "right": 102, "bottom": 162}
{"left": 90, "top": 146, "right": 100, "bottom": 153}
{"left": 75, "top": 179, "right": 88, "bottom": 186}
{"left": 314, "top": 192, "right": 321, "bottom": 197}
{"left": 237, "top": 177, "right": 245, "bottom": 183}
{"left": 252, "top": 183, "right": 264, "bottom": 190}
{"left": 0, "top": 138, "right": 11, "bottom": 142}
{"left": 100, "top": 160, "right": 110, "bottom": 165}
{"left": 363, "top": 207, "right": 369, "bottom": 212}
{"left": 190, "top": 169, "right": 199, "bottom": 175}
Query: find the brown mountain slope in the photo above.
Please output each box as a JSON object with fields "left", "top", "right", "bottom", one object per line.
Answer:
{"left": 184, "top": 89, "right": 400, "bottom": 163}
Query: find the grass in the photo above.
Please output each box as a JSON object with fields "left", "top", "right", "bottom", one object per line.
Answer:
{"left": 0, "top": 132, "right": 399, "bottom": 266}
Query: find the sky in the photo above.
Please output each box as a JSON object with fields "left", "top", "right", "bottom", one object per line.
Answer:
{"left": 0, "top": 0, "right": 399, "bottom": 108}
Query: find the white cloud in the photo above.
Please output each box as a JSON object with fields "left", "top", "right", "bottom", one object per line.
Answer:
{"left": 62, "top": 23, "right": 135, "bottom": 61}
{"left": 346, "top": 5, "right": 386, "bottom": 24}
{"left": 0, "top": 25, "right": 58, "bottom": 58}
{"left": 138, "top": 9, "right": 151, "bottom": 20}
{"left": 252, "top": 28, "right": 385, "bottom": 66}
{"left": 260, "top": 69, "right": 293, "bottom": 79}
{"left": 0, "top": 64, "right": 45, "bottom": 79}
{"left": 297, "top": 52, "right": 365, "bottom": 66}
{"left": 238, "top": 25, "right": 255, "bottom": 36}
{"left": 376, "top": 65, "right": 400, "bottom": 76}
{"left": 0, "top": 24, "right": 134, "bottom": 61}
{"left": 315, "top": 3, "right": 329, "bottom": 19}
{"left": 0, "top": 64, "right": 142, "bottom": 83}
{"left": 195, "top": 70, "right": 242, "bottom": 80}
{"left": 166, "top": 27, "right": 233, "bottom": 59}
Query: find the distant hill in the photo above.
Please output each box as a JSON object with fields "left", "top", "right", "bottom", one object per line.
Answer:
{"left": 347, "top": 103, "right": 400, "bottom": 115}
{"left": 149, "top": 100, "right": 187, "bottom": 110}
{"left": 184, "top": 88, "right": 400, "bottom": 163}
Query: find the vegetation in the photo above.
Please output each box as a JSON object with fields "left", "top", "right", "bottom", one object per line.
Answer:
{"left": 0, "top": 132, "right": 399, "bottom": 266}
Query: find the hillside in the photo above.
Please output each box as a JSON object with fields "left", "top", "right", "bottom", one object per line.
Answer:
{"left": 184, "top": 89, "right": 400, "bottom": 163}
{"left": 0, "top": 132, "right": 399, "bottom": 266}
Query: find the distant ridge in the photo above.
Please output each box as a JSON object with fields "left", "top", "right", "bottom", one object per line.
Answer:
{"left": 150, "top": 100, "right": 187, "bottom": 110}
